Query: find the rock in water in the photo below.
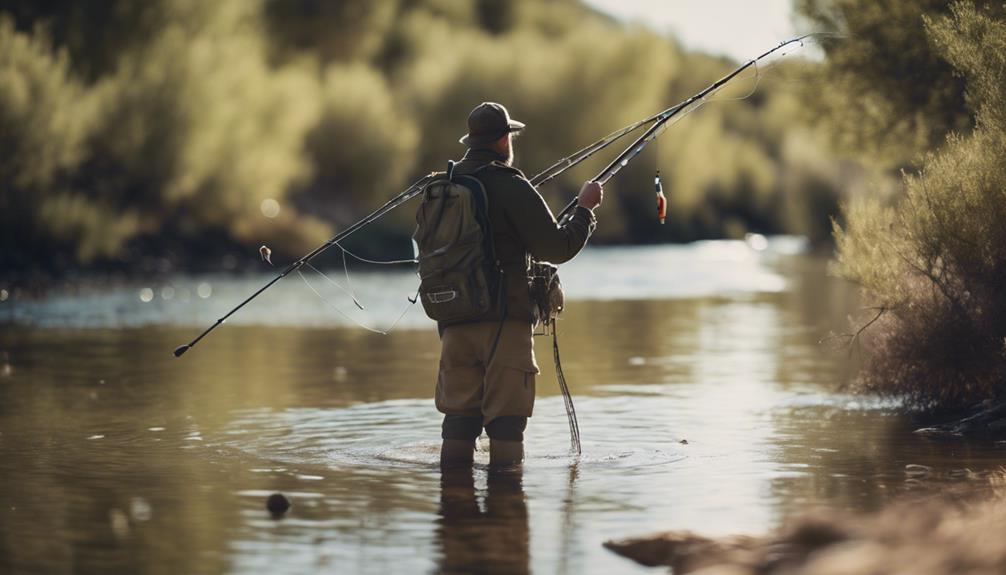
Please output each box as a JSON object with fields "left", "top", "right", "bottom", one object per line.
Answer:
{"left": 266, "top": 493, "right": 290, "bottom": 516}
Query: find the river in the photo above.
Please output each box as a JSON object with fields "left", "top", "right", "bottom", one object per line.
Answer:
{"left": 2, "top": 238, "right": 1003, "bottom": 574}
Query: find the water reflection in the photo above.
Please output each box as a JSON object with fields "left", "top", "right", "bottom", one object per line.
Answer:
{"left": 4, "top": 245, "right": 1006, "bottom": 574}
{"left": 437, "top": 468, "right": 530, "bottom": 575}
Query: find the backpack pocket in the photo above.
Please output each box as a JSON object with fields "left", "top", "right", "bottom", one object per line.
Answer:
{"left": 420, "top": 266, "right": 492, "bottom": 322}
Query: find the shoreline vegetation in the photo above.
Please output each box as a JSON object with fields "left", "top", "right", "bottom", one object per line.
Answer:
{"left": 2, "top": 0, "right": 861, "bottom": 280}
{"left": 816, "top": 0, "right": 1006, "bottom": 416}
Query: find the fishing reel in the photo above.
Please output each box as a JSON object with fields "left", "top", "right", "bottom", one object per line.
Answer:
{"left": 528, "top": 261, "right": 563, "bottom": 336}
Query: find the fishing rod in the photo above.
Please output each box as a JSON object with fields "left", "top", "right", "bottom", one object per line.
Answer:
{"left": 172, "top": 173, "right": 435, "bottom": 357}
{"left": 529, "top": 100, "right": 690, "bottom": 187}
{"left": 172, "top": 105, "right": 677, "bottom": 358}
{"left": 555, "top": 34, "right": 812, "bottom": 223}
{"left": 173, "top": 35, "right": 810, "bottom": 357}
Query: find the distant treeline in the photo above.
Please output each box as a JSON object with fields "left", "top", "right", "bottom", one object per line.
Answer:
{"left": 1, "top": 0, "right": 850, "bottom": 275}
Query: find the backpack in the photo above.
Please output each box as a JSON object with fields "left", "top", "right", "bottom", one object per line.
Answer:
{"left": 413, "top": 161, "right": 501, "bottom": 323}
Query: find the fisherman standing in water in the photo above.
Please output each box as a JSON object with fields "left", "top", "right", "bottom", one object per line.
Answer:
{"left": 426, "top": 102, "right": 603, "bottom": 468}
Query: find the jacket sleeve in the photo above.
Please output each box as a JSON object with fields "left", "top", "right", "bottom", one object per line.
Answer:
{"left": 503, "top": 175, "right": 596, "bottom": 264}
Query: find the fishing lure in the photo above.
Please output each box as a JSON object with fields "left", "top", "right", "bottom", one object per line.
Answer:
{"left": 655, "top": 171, "right": 667, "bottom": 224}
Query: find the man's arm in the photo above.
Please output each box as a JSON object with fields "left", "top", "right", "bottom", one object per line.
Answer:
{"left": 504, "top": 177, "right": 601, "bottom": 264}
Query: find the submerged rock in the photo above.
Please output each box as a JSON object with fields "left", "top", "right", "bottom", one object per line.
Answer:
{"left": 266, "top": 493, "right": 290, "bottom": 516}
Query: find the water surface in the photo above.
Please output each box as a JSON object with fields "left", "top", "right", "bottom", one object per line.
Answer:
{"left": 2, "top": 240, "right": 1003, "bottom": 574}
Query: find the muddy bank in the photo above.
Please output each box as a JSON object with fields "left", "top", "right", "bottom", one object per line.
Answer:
{"left": 606, "top": 476, "right": 1006, "bottom": 574}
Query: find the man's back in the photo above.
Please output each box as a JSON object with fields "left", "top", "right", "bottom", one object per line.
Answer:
{"left": 449, "top": 147, "right": 596, "bottom": 326}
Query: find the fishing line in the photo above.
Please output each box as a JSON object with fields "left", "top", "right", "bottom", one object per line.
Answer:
{"left": 336, "top": 242, "right": 418, "bottom": 266}
{"left": 553, "top": 326, "right": 581, "bottom": 454}
{"left": 303, "top": 242, "right": 418, "bottom": 316}
{"left": 304, "top": 261, "right": 363, "bottom": 308}
{"left": 339, "top": 248, "right": 365, "bottom": 310}
{"left": 383, "top": 290, "right": 419, "bottom": 333}
{"left": 706, "top": 61, "right": 762, "bottom": 102}
{"left": 697, "top": 37, "right": 818, "bottom": 105}
{"left": 296, "top": 267, "right": 418, "bottom": 335}
{"left": 297, "top": 268, "right": 387, "bottom": 334}
{"left": 303, "top": 257, "right": 419, "bottom": 333}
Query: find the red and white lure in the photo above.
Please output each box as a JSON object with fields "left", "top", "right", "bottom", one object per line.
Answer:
{"left": 655, "top": 171, "right": 667, "bottom": 224}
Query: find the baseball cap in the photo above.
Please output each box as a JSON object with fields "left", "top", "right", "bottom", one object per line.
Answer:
{"left": 459, "top": 102, "right": 526, "bottom": 147}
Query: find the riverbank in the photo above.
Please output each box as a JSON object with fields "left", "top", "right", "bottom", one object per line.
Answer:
{"left": 607, "top": 471, "right": 1006, "bottom": 574}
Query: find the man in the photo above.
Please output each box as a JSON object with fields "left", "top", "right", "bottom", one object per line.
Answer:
{"left": 436, "top": 102, "right": 602, "bottom": 468}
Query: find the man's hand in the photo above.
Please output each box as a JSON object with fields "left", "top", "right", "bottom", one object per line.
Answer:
{"left": 577, "top": 181, "right": 603, "bottom": 210}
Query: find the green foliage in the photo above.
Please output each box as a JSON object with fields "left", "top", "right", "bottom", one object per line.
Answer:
{"left": 832, "top": 1, "right": 1006, "bottom": 408}
{"left": 1, "top": 0, "right": 851, "bottom": 272}
{"left": 299, "top": 63, "right": 418, "bottom": 224}
{"left": 0, "top": 15, "right": 130, "bottom": 264}
{"left": 1, "top": 0, "right": 168, "bottom": 80}
{"left": 796, "top": 0, "right": 976, "bottom": 167}
{"left": 1, "top": 2, "right": 332, "bottom": 267}
{"left": 264, "top": 0, "right": 398, "bottom": 64}
{"left": 96, "top": 1, "right": 326, "bottom": 251}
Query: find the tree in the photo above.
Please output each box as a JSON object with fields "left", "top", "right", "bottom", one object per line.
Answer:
{"left": 796, "top": 0, "right": 978, "bottom": 167}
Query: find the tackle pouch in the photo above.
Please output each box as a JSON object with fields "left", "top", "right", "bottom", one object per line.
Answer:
{"left": 528, "top": 261, "right": 564, "bottom": 335}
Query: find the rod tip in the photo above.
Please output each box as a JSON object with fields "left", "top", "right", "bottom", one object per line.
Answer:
{"left": 173, "top": 345, "right": 190, "bottom": 358}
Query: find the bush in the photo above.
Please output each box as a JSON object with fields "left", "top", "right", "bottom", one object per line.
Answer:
{"left": 833, "top": 2, "right": 1006, "bottom": 408}
{"left": 297, "top": 63, "right": 419, "bottom": 226}
{"left": 0, "top": 16, "right": 129, "bottom": 265}
{"left": 1, "top": 2, "right": 335, "bottom": 268}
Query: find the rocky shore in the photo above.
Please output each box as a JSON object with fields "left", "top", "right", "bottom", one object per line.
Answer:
{"left": 606, "top": 474, "right": 1006, "bottom": 574}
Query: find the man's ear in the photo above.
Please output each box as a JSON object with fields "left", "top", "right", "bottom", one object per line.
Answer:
{"left": 494, "top": 133, "right": 510, "bottom": 152}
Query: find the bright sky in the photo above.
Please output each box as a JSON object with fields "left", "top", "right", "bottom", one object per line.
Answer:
{"left": 584, "top": 0, "right": 799, "bottom": 62}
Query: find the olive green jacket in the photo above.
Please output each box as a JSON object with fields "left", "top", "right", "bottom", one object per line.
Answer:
{"left": 447, "top": 147, "right": 596, "bottom": 326}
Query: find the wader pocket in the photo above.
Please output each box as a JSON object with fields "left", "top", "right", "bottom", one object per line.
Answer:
{"left": 484, "top": 366, "right": 536, "bottom": 421}
{"left": 435, "top": 365, "right": 484, "bottom": 415}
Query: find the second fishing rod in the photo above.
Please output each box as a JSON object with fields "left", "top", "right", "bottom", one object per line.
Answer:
{"left": 555, "top": 34, "right": 811, "bottom": 224}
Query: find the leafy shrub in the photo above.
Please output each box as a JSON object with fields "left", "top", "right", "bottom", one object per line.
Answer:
{"left": 0, "top": 16, "right": 130, "bottom": 265}
{"left": 833, "top": 1, "right": 1006, "bottom": 408}
{"left": 298, "top": 63, "right": 419, "bottom": 225}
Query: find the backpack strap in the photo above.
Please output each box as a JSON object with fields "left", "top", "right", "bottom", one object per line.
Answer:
{"left": 459, "top": 166, "right": 510, "bottom": 367}
{"left": 472, "top": 160, "right": 525, "bottom": 178}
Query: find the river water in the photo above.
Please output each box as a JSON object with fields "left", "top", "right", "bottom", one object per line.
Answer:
{"left": 2, "top": 238, "right": 1004, "bottom": 574}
